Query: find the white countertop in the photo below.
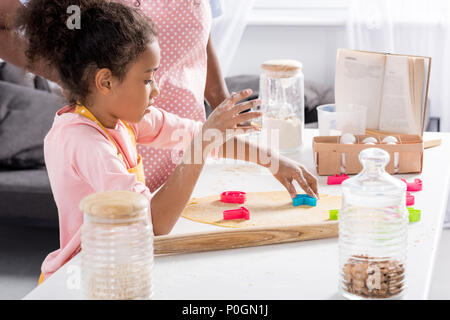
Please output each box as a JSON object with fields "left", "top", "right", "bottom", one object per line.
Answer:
{"left": 24, "top": 129, "right": 450, "bottom": 300}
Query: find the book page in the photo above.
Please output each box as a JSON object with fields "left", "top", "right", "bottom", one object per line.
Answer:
{"left": 413, "top": 57, "right": 426, "bottom": 133}
{"left": 406, "top": 57, "right": 421, "bottom": 134}
{"left": 335, "top": 49, "right": 386, "bottom": 129}
{"left": 421, "top": 59, "right": 430, "bottom": 130}
{"left": 379, "top": 55, "right": 422, "bottom": 134}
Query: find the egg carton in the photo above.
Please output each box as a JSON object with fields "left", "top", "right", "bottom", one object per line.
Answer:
{"left": 312, "top": 134, "right": 423, "bottom": 175}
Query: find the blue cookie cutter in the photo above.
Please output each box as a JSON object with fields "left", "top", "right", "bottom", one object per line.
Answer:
{"left": 292, "top": 194, "right": 317, "bottom": 207}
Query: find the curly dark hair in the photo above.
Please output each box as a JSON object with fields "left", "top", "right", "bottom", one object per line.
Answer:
{"left": 15, "top": 0, "right": 157, "bottom": 103}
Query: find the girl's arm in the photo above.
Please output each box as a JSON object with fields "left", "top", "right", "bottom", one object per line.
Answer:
{"left": 149, "top": 132, "right": 207, "bottom": 235}
{"left": 150, "top": 132, "right": 319, "bottom": 236}
{"left": 150, "top": 90, "right": 318, "bottom": 235}
{"left": 219, "top": 137, "right": 319, "bottom": 199}
{"left": 150, "top": 90, "right": 260, "bottom": 235}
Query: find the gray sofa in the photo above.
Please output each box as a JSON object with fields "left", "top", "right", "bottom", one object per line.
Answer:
{"left": 0, "top": 63, "right": 333, "bottom": 228}
{"left": 0, "top": 63, "right": 65, "bottom": 227}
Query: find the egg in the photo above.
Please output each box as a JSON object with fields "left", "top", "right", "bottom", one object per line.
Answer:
{"left": 340, "top": 133, "right": 356, "bottom": 144}
{"left": 362, "top": 137, "right": 378, "bottom": 144}
{"left": 382, "top": 136, "right": 398, "bottom": 144}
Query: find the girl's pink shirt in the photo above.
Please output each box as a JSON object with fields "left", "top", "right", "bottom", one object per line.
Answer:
{"left": 41, "top": 105, "right": 202, "bottom": 280}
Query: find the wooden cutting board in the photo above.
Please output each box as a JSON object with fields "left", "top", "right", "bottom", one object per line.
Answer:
{"left": 154, "top": 191, "right": 341, "bottom": 255}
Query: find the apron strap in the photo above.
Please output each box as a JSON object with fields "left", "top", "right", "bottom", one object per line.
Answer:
{"left": 74, "top": 104, "right": 131, "bottom": 168}
{"left": 73, "top": 103, "right": 146, "bottom": 184}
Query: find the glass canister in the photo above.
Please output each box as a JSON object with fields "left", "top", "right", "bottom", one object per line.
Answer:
{"left": 80, "top": 191, "right": 153, "bottom": 300}
{"left": 339, "top": 148, "right": 408, "bottom": 299}
{"left": 259, "top": 59, "right": 304, "bottom": 153}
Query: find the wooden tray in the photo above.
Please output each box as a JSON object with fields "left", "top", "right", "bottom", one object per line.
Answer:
{"left": 154, "top": 191, "right": 341, "bottom": 255}
{"left": 154, "top": 222, "right": 337, "bottom": 255}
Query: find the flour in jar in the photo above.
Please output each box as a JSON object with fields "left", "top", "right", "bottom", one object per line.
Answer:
{"left": 263, "top": 115, "right": 303, "bottom": 151}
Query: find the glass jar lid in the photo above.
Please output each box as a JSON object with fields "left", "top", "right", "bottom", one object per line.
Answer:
{"left": 342, "top": 148, "right": 406, "bottom": 207}
{"left": 79, "top": 191, "right": 148, "bottom": 220}
{"left": 261, "top": 59, "right": 302, "bottom": 78}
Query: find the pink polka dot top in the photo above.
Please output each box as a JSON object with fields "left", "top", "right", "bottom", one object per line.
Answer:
{"left": 119, "top": 0, "right": 212, "bottom": 192}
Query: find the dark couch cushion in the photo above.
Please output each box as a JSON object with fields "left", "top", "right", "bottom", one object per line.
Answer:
{"left": 0, "top": 169, "right": 58, "bottom": 226}
{"left": 0, "top": 81, "right": 66, "bottom": 169}
{"left": 0, "top": 62, "right": 52, "bottom": 92}
{"left": 0, "top": 62, "right": 34, "bottom": 88}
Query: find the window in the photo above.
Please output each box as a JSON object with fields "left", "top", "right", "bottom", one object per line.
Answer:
{"left": 248, "top": 0, "right": 350, "bottom": 26}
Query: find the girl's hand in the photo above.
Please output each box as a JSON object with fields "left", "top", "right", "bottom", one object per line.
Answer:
{"left": 272, "top": 156, "right": 319, "bottom": 200}
{"left": 203, "top": 89, "right": 262, "bottom": 140}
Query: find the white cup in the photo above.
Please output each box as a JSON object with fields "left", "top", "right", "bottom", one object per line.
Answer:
{"left": 317, "top": 104, "right": 338, "bottom": 136}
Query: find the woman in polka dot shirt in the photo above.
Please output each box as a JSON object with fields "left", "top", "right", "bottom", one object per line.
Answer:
{"left": 125, "top": 0, "right": 231, "bottom": 192}
{"left": 11, "top": 0, "right": 319, "bottom": 282}
{"left": 2, "top": 0, "right": 319, "bottom": 202}
{"left": 3, "top": 0, "right": 230, "bottom": 192}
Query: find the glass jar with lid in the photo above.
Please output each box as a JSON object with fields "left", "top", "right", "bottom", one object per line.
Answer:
{"left": 339, "top": 148, "right": 408, "bottom": 299}
{"left": 259, "top": 59, "right": 304, "bottom": 153}
{"left": 80, "top": 190, "right": 153, "bottom": 300}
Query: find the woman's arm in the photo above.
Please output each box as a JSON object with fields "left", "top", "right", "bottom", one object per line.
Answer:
{"left": 204, "top": 33, "right": 230, "bottom": 109}
{"left": 0, "top": 0, "right": 60, "bottom": 83}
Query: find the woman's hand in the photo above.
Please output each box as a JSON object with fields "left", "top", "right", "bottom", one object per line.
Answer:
{"left": 271, "top": 155, "right": 319, "bottom": 200}
{"left": 202, "top": 89, "right": 261, "bottom": 140}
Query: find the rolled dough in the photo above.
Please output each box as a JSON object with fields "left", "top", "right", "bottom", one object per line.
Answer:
{"left": 182, "top": 191, "right": 342, "bottom": 228}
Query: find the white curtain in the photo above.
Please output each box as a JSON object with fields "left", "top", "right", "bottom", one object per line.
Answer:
{"left": 347, "top": 0, "right": 450, "bottom": 132}
{"left": 348, "top": 0, "right": 450, "bottom": 227}
{"left": 210, "top": 0, "right": 255, "bottom": 77}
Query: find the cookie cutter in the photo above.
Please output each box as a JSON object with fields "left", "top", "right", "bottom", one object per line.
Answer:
{"left": 407, "top": 207, "right": 421, "bottom": 223}
{"left": 223, "top": 206, "right": 250, "bottom": 220}
{"left": 406, "top": 192, "right": 415, "bottom": 206}
{"left": 220, "top": 191, "right": 246, "bottom": 204}
{"left": 329, "top": 209, "right": 339, "bottom": 220}
{"left": 328, "top": 208, "right": 419, "bottom": 222}
{"left": 293, "top": 194, "right": 317, "bottom": 207}
{"left": 327, "top": 174, "right": 349, "bottom": 185}
{"left": 401, "top": 178, "right": 422, "bottom": 192}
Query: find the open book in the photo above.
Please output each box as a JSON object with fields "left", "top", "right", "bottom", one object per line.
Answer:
{"left": 335, "top": 49, "right": 431, "bottom": 135}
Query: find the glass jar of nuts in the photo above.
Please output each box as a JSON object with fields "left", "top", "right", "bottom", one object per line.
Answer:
{"left": 339, "top": 148, "right": 408, "bottom": 299}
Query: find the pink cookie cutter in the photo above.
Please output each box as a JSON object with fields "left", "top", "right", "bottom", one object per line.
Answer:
{"left": 327, "top": 174, "right": 349, "bottom": 185}
{"left": 223, "top": 207, "right": 250, "bottom": 220}
{"left": 406, "top": 192, "right": 415, "bottom": 206}
{"left": 401, "top": 178, "right": 422, "bottom": 192}
{"left": 221, "top": 191, "right": 246, "bottom": 204}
